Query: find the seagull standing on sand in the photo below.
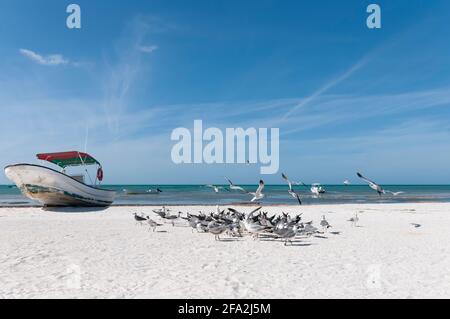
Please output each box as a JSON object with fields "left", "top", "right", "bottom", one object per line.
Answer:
{"left": 164, "top": 212, "right": 182, "bottom": 226}
{"left": 225, "top": 177, "right": 247, "bottom": 192}
{"left": 348, "top": 213, "right": 359, "bottom": 227}
{"left": 207, "top": 221, "right": 229, "bottom": 241}
{"left": 276, "top": 225, "right": 299, "bottom": 246}
{"left": 146, "top": 217, "right": 163, "bottom": 232}
{"left": 133, "top": 213, "right": 148, "bottom": 226}
{"left": 320, "top": 215, "right": 331, "bottom": 232}
{"left": 248, "top": 180, "right": 265, "bottom": 202}
{"left": 282, "top": 173, "right": 302, "bottom": 205}
{"left": 153, "top": 206, "right": 168, "bottom": 218}
{"left": 242, "top": 206, "right": 266, "bottom": 239}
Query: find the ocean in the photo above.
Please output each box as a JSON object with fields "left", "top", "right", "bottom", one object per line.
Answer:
{"left": 1, "top": 184, "right": 450, "bottom": 206}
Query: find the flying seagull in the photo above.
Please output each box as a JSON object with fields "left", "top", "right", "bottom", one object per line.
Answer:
{"left": 224, "top": 177, "right": 247, "bottom": 192}
{"left": 206, "top": 185, "right": 226, "bottom": 193}
{"left": 248, "top": 180, "right": 265, "bottom": 202}
{"left": 386, "top": 191, "right": 405, "bottom": 196}
{"left": 281, "top": 173, "right": 302, "bottom": 205}
{"left": 357, "top": 172, "right": 385, "bottom": 196}
{"left": 357, "top": 172, "right": 404, "bottom": 197}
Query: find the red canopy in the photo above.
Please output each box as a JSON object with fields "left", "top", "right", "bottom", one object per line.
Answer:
{"left": 36, "top": 151, "right": 101, "bottom": 168}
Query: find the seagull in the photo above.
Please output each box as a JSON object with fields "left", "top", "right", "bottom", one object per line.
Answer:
{"left": 411, "top": 223, "right": 422, "bottom": 228}
{"left": 207, "top": 221, "right": 229, "bottom": 240}
{"left": 146, "top": 217, "right": 163, "bottom": 232}
{"left": 274, "top": 225, "right": 299, "bottom": 246}
{"left": 164, "top": 212, "right": 182, "bottom": 226}
{"left": 357, "top": 172, "right": 385, "bottom": 196}
{"left": 357, "top": 172, "right": 404, "bottom": 197}
{"left": 215, "top": 205, "right": 225, "bottom": 216}
{"left": 206, "top": 185, "right": 224, "bottom": 193}
{"left": 243, "top": 206, "right": 266, "bottom": 238}
{"left": 153, "top": 206, "right": 168, "bottom": 218}
{"left": 386, "top": 191, "right": 405, "bottom": 196}
{"left": 282, "top": 173, "right": 302, "bottom": 205}
{"left": 243, "top": 219, "right": 267, "bottom": 239}
{"left": 224, "top": 177, "right": 247, "bottom": 192}
{"left": 320, "top": 215, "right": 331, "bottom": 232}
{"left": 348, "top": 213, "right": 359, "bottom": 227}
{"left": 133, "top": 213, "right": 148, "bottom": 226}
{"left": 300, "top": 222, "right": 318, "bottom": 236}
{"left": 248, "top": 180, "right": 265, "bottom": 202}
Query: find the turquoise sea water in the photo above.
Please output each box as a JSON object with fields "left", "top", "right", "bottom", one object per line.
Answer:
{"left": 1, "top": 184, "right": 450, "bottom": 206}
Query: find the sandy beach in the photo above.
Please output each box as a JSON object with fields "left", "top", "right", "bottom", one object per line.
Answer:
{"left": 1, "top": 203, "right": 450, "bottom": 299}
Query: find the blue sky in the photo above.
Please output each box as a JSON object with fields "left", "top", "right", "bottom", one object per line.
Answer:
{"left": 0, "top": 0, "right": 450, "bottom": 184}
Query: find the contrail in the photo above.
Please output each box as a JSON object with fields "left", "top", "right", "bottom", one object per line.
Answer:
{"left": 276, "top": 57, "right": 370, "bottom": 124}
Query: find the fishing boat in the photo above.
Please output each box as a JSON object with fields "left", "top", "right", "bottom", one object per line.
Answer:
{"left": 4, "top": 151, "right": 116, "bottom": 207}
{"left": 311, "top": 183, "right": 326, "bottom": 195}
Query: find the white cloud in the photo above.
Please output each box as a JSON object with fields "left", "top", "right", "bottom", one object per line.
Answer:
{"left": 138, "top": 45, "right": 158, "bottom": 53}
{"left": 19, "top": 48, "right": 69, "bottom": 66}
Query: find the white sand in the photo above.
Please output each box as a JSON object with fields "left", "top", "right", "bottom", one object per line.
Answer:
{"left": 1, "top": 203, "right": 450, "bottom": 299}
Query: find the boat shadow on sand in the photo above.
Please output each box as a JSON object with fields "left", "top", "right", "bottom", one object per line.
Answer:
{"left": 42, "top": 206, "right": 109, "bottom": 213}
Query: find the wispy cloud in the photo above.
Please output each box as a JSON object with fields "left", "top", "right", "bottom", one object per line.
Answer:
{"left": 138, "top": 45, "right": 158, "bottom": 53}
{"left": 19, "top": 49, "right": 70, "bottom": 66}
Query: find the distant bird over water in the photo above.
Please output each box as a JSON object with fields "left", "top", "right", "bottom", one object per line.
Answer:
{"left": 357, "top": 172, "right": 405, "bottom": 197}
{"left": 206, "top": 185, "right": 225, "bottom": 193}
{"left": 282, "top": 173, "right": 302, "bottom": 205}
{"left": 357, "top": 172, "right": 385, "bottom": 196}
{"left": 225, "top": 177, "right": 247, "bottom": 193}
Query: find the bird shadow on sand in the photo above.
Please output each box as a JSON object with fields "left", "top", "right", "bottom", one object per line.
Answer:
{"left": 283, "top": 240, "right": 314, "bottom": 247}
{"left": 42, "top": 207, "right": 108, "bottom": 213}
{"left": 216, "top": 238, "right": 242, "bottom": 242}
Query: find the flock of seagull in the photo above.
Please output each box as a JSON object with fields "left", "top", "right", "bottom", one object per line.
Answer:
{"left": 206, "top": 172, "right": 405, "bottom": 205}
{"left": 133, "top": 205, "right": 363, "bottom": 245}
{"left": 130, "top": 172, "right": 413, "bottom": 244}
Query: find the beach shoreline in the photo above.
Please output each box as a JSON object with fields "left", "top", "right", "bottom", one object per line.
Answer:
{"left": 1, "top": 202, "right": 450, "bottom": 299}
{"left": 0, "top": 200, "right": 447, "bottom": 209}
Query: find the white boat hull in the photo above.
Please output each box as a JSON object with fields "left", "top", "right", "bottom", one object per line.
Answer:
{"left": 4, "top": 164, "right": 116, "bottom": 207}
